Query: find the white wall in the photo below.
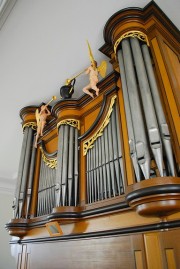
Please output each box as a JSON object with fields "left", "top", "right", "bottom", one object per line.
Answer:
{"left": 0, "top": 191, "right": 16, "bottom": 269}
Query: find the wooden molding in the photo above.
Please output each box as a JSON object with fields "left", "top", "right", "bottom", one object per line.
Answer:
{"left": 126, "top": 177, "right": 180, "bottom": 217}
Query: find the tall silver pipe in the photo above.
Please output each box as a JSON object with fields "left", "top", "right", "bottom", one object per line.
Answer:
{"left": 111, "top": 106, "right": 122, "bottom": 193}
{"left": 92, "top": 145, "right": 97, "bottom": 201}
{"left": 45, "top": 165, "right": 50, "bottom": 214}
{"left": 26, "top": 136, "right": 36, "bottom": 217}
{"left": 55, "top": 125, "right": 65, "bottom": 206}
{"left": 19, "top": 127, "right": 33, "bottom": 217}
{"left": 115, "top": 104, "right": 125, "bottom": 191}
{"left": 74, "top": 128, "right": 79, "bottom": 206}
{"left": 13, "top": 127, "right": 29, "bottom": 218}
{"left": 68, "top": 126, "right": 74, "bottom": 205}
{"left": 121, "top": 38, "right": 150, "bottom": 179}
{"left": 130, "top": 37, "right": 164, "bottom": 176}
{"left": 90, "top": 145, "right": 94, "bottom": 202}
{"left": 61, "top": 125, "right": 69, "bottom": 206}
{"left": 98, "top": 137, "right": 103, "bottom": 200}
{"left": 37, "top": 158, "right": 43, "bottom": 216}
{"left": 101, "top": 134, "right": 107, "bottom": 199}
{"left": 86, "top": 151, "right": 90, "bottom": 203}
{"left": 95, "top": 140, "right": 100, "bottom": 200}
{"left": 107, "top": 118, "right": 116, "bottom": 196}
{"left": 88, "top": 150, "right": 92, "bottom": 203}
{"left": 141, "top": 44, "right": 176, "bottom": 176}
{"left": 117, "top": 50, "right": 141, "bottom": 182}
{"left": 104, "top": 127, "right": 111, "bottom": 197}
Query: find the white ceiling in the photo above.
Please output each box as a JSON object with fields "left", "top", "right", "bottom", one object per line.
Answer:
{"left": 0, "top": 0, "right": 180, "bottom": 192}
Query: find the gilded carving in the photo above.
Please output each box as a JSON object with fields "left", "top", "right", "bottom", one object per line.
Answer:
{"left": 57, "top": 119, "right": 80, "bottom": 130}
{"left": 83, "top": 95, "right": 117, "bottom": 156}
{"left": 114, "top": 30, "right": 149, "bottom": 56}
{"left": 40, "top": 147, "right": 57, "bottom": 169}
{"left": 22, "top": 122, "right": 37, "bottom": 131}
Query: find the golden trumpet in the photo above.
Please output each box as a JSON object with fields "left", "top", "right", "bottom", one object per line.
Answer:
{"left": 45, "top": 95, "right": 57, "bottom": 106}
{"left": 65, "top": 70, "right": 85, "bottom": 85}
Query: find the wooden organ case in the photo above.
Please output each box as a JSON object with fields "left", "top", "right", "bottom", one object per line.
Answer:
{"left": 6, "top": 2, "right": 180, "bottom": 269}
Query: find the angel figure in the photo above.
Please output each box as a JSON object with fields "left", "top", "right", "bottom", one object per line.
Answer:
{"left": 83, "top": 60, "right": 99, "bottom": 98}
{"left": 34, "top": 104, "right": 51, "bottom": 148}
{"left": 82, "top": 41, "right": 107, "bottom": 98}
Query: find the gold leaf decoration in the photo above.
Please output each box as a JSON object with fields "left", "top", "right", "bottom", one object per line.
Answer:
{"left": 57, "top": 119, "right": 80, "bottom": 130}
{"left": 40, "top": 147, "right": 57, "bottom": 169}
{"left": 22, "top": 122, "right": 37, "bottom": 132}
{"left": 83, "top": 95, "right": 117, "bottom": 156}
{"left": 114, "top": 30, "right": 149, "bottom": 56}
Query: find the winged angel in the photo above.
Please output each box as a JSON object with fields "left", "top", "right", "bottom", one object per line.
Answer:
{"left": 83, "top": 41, "right": 107, "bottom": 98}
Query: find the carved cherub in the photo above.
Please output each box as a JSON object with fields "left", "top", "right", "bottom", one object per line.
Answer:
{"left": 82, "top": 41, "right": 107, "bottom": 98}
{"left": 34, "top": 104, "right": 51, "bottom": 148}
{"left": 83, "top": 60, "right": 99, "bottom": 98}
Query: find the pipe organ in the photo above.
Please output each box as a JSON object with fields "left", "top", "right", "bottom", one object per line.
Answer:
{"left": 84, "top": 96, "right": 125, "bottom": 203}
{"left": 118, "top": 38, "right": 176, "bottom": 181}
{"left": 6, "top": 2, "right": 180, "bottom": 269}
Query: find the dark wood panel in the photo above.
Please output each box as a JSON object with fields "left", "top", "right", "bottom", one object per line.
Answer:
{"left": 23, "top": 235, "right": 142, "bottom": 269}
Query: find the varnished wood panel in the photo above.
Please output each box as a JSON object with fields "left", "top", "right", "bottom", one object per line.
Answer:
{"left": 144, "top": 233, "right": 163, "bottom": 269}
{"left": 159, "top": 230, "right": 180, "bottom": 268}
{"left": 18, "top": 234, "right": 145, "bottom": 269}
{"left": 164, "top": 43, "right": 180, "bottom": 113}
{"left": 135, "top": 251, "right": 144, "bottom": 269}
{"left": 151, "top": 37, "right": 180, "bottom": 162}
{"left": 165, "top": 249, "right": 176, "bottom": 269}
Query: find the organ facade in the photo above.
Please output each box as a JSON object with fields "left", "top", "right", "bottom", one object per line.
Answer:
{"left": 6, "top": 2, "right": 180, "bottom": 268}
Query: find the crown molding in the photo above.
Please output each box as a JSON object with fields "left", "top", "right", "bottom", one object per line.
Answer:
{"left": 0, "top": 0, "right": 17, "bottom": 30}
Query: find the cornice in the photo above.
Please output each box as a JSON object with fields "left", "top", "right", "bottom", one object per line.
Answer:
{"left": 100, "top": 1, "right": 180, "bottom": 58}
{"left": 9, "top": 219, "right": 180, "bottom": 244}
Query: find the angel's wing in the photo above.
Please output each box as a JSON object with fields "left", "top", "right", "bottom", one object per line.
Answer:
{"left": 97, "top": 60, "right": 107, "bottom": 78}
{"left": 35, "top": 109, "right": 40, "bottom": 126}
{"left": 86, "top": 40, "right": 96, "bottom": 69}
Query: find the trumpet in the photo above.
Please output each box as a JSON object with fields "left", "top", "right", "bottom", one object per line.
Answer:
{"left": 45, "top": 95, "right": 57, "bottom": 106}
{"left": 65, "top": 70, "right": 85, "bottom": 85}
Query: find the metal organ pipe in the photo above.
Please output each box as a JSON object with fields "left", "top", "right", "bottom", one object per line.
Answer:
{"left": 130, "top": 37, "right": 164, "bottom": 177}
{"left": 13, "top": 127, "right": 29, "bottom": 218}
{"left": 61, "top": 125, "right": 69, "bottom": 206}
{"left": 55, "top": 125, "right": 64, "bottom": 206}
{"left": 55, "top": 123, "right": 79, "bottom": 207}
{"left": 26, "top": 136, "right": 36, "bottom": 217}
{"left": 68, "top": 126, "right": 74, "bottom": 206}
{"left": 74, "top": 128, "right": 79, "bottom": 205}
{"left": 117, "top": 50, "right": 141, "bottom": 182}
{"left": 117, "top": 37, "right": 176, "bottom": 179}
{"left": 37, "top": 159, "right": 56, "bottom": 216}
{"left": 141, "top": 44, "right": 176, "bottom": 176}
{"left": 121, "top": 38, "right": 151, "bottom": 179}
{"left": 19, "top": 127, "right": 34, "bottom": 217}
{"left": 85, "top": 101, "right": 125, "bottom": 204}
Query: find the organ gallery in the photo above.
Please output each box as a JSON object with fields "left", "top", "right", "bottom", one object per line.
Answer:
{"left": 6, "top": 2, "right": 180, "bottom": 268}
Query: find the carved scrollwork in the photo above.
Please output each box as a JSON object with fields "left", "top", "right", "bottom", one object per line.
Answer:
{"left": 114, "top": 30, "right": 149, "bottom": 56}
{"left": 57, "top": 119, "right": 80, "bottom": 130}
{"left": 40, "top": 147, "right": 57, "bottom": 169}
{"left": 22, "top": 122, "right": 37, "bottom": 131}
{"left": 83, "top": 95, "right": 117, "bottom": 156}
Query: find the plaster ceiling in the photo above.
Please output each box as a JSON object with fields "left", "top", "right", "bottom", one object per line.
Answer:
{"left": 0, "top": 0, "right": 180, "bottom": 192}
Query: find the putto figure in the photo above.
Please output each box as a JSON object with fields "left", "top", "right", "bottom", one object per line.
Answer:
{"left": 82, "top": 40, "right": 107, "bottom": 98}
{"left": 34, "top": 104, "right": 51, "bottom": 148}
{"left": 34, "top": 96, "right": 56, "bottom": 148}
{"left": 83, "top": 60, "right": 99, "bottom": 98}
